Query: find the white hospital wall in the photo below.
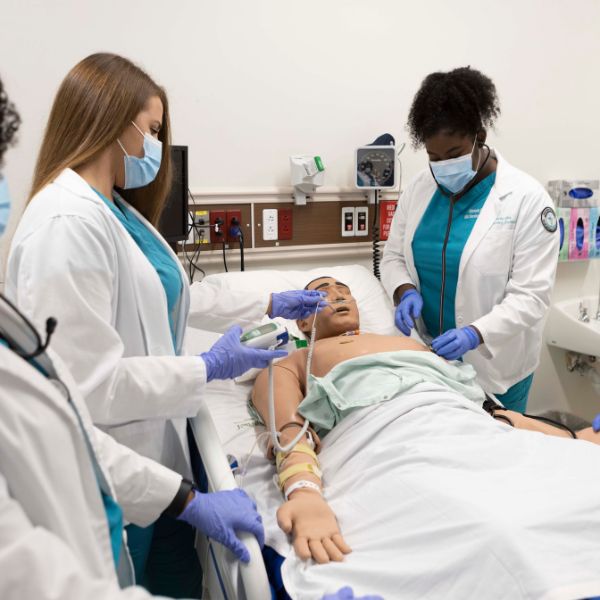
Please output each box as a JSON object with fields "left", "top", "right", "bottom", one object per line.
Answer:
{"left": 1, "top": 0, "right": 600, "bottom": 416}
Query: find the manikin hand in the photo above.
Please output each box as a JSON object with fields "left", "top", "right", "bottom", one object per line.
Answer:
{"left": 277, "top": 490, "right": 351, "bottom": 564}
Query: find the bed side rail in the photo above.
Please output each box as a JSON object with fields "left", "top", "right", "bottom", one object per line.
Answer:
{"left": 190, "top": 400, "right": 271, "bottom": 600}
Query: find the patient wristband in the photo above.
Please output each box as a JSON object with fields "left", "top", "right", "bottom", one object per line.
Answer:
{"left": 278, "top": 462, "right": 322, "bottom": 490}
{"left": 284, "top": 479, "right": 322, "bottom": 500}
{"left": 163, "top": 478, "right": 196, "bottom": 518}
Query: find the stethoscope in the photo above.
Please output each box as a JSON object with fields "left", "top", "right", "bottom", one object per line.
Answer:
{"left": 0, "top": 294, "right": 135, "bottom": 585}
{"left": 0, "top": 293, "right": 57, "bottom": 367}
{"left": 428, "top": 143, "right": 492, "bottom": 337}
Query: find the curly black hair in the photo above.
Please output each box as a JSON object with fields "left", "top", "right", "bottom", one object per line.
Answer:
{"left": 407, "top": 66, "right": 500, "bottom": 148}
{"left": 0, "top": 78, "right": 21, "bottom": 168}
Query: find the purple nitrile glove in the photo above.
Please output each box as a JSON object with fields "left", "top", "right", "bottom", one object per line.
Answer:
{"left": 269, "top": 289, "right": 328, "bottom": 320}
{"left": 431, "top": 326, "right": 480, "bottom": 360}
{"left": 592, "top": 413, "right": 600, "bottom": 433}
{"left": 395, "top": 289, "right": 423, "bottom": 336}
{"left": 200, "top": 325, "right": 287, "bottom": 382}
{"left": 321, "top": 587, "right": 384, "bottom": 600}
{"left": 178, "top": 489, "right": 264, "bottom": 563}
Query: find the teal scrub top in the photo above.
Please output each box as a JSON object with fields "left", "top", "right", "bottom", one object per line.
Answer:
{"left": 413, "top": 173, "right": 497, "bottom": 338}
{"left": 0, "top": 339, "right": 123, "bottom": 567}
{"left": 95, "top": 190, "right": 183, "bottom": 351}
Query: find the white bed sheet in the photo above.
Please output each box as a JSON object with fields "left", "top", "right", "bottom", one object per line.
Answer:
{"left": 193, "top": 354, "right": 600, "bottom": 600}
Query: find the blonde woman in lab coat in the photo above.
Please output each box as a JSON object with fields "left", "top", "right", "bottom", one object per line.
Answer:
{"left": 381, "top": 67, "right": 559, "bottom": 413}
{"left": 0, "top": 71, "right": 272, "bottom": 600}
{"left": 6, "top": 53, "right": 325, "bottom": 597}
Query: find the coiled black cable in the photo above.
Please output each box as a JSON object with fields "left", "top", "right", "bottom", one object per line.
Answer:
{"left": 372, "top": 190, "right": 381, "bottom": 279}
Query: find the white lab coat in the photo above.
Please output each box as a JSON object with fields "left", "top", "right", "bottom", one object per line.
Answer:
{"left": 381, "top": 151, "right": 559, "bottom": 394}
{"left": 0, "top": 340, "right": 182, "bottom": 600}
{"left": 7, "top": 168, "right": 207, "bottom": 476}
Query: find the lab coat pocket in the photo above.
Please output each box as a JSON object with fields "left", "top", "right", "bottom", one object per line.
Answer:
{"left": 471, "top": 230, "right": 513, "bottom": 277}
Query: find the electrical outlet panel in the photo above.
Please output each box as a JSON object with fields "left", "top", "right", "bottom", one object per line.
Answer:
{"left": 355, "top": 206, "right": 369, "bottom": 237}
{"left": 210, "top": 210, "right": 226, "bottom": 244}
{"left": 193, "top": 210, "right": 210, "bottom": 244}
{"left": 262, "top": 209, "right": 278, "bottom": 241}
{"left": 278, "top": 208, "right": 293, "bottom": 240}
{"left": 341, "top": 206, "right": 355, "bottom": 237}
{"left": 226, "top": 210, "right": 243, "bottom": 243}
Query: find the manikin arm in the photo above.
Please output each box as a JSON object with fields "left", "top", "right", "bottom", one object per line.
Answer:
{"left": 252, "top": 362, "right": 351, "bottom": 563}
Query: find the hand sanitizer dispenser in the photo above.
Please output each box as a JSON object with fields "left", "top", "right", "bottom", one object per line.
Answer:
{"left": 290, "top": 155, "right": 325, "bottom": 205}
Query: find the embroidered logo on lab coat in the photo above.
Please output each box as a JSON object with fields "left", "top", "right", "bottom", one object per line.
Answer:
{"left": 493, "top": 215, "right": 517, "bottom": 228}
{"left": 541, "top": 207, "right": 557, "bottom": 233}
{"left": 464, "top": 208, "right": 480, "bottom": 220}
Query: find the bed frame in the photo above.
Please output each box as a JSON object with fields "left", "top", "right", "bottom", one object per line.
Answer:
{"left": 190, "top": 400, "right": 272, "bottom": 600}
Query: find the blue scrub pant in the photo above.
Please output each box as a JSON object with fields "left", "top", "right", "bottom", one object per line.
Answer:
{"left": 126, "top": 516, "right": 202, "bottom": 598}
{"left": 494, "top": 374, "right": 534, "bottom": 413}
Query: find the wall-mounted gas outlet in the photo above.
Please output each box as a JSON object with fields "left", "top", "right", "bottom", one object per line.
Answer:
{"left": 262, "top": 209, "right": 278, "bottom": 241}
{"left": 226, "top": 209, "right": 243, "bottom": 243}
{"left": 278, "top": 208, "right": 293, "bottom": 240}
{"left": 355, "top": 206, "right": 369, "bottom": 237}
{"left": 341, "top": 206, "right": 355, "bottom": 237}
{"left": 210, "top": 210, "right": 226, "bottom": 244}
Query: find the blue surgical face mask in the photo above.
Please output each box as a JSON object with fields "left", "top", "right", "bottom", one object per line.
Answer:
{"left": 117, "top": 121, "right": 162, "bottom": 189}
{"left": 0, "top": 175, "right": 11, "bottom": 238}
{"left": 429, "top": 138, "right": 480, "bottom": 194}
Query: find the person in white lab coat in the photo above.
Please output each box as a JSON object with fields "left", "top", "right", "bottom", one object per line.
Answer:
{"left": 381, "top": 67, "right": 559, "bottom": 412}
{"left": 0, "top": 73, "right": 269, "bottom": 600}
{"left": 5, "top": 53, "right": 326, "bottom": 596}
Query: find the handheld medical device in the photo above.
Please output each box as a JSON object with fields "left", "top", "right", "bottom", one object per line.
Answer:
{"left": 240, "top": 322, "right": 289, "bottom": 349}
{"left": 290, "top": 155, "right": 325, "bottom": 205}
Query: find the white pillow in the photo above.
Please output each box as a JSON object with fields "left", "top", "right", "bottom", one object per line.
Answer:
{"left": 189, "top": 264, "right": 399, "bottom": 337}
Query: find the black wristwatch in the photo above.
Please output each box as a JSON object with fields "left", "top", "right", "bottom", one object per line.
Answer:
{"left": 163, "top": 478, "right": 196, "bottom": 518}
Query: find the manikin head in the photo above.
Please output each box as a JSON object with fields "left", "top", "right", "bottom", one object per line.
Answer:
{"left": 297, "top": 276, "right": 360, "bottom": 341}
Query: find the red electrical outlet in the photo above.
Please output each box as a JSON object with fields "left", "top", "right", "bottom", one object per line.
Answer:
{"left": 379, "top": 200, "right": 397, "bottom": 241}
{"left": 225, "top": 210, "right": 242, "bottom": 243}
{"left": 278, "top": 208, "right": 293, "bottom": 240}
{"left": 210, "top": 210, "right": 226, "bottom": 244}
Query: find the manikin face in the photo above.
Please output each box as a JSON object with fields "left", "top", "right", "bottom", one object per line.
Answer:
{"left": 114, "top": 95, "right": 163, "bottom": 188}
{"left": 297, "top": 277, "right": 360, "bottom": 340}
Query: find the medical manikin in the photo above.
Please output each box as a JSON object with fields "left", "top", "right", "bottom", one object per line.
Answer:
{"left": 251, "top": 276, "right": 600, "bottom": 568}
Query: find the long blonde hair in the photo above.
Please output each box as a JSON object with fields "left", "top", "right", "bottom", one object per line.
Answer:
{"left": 30, "top": 52, "right": 172, "bottom": 225}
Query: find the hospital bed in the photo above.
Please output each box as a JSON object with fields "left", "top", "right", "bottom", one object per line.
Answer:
{"left": 186, "top": 265, "right": 600, "bottom": 600}
{"left": 186, "top": 264, "right": 398, "bottom": 599}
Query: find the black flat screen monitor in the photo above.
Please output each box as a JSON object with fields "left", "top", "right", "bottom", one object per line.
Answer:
{"left": 158, "top": 145, "right": 188, "bottom": 243}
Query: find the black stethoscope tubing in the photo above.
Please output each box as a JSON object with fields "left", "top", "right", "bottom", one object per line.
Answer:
{"left": 430, "top": 144, "right": 492, "bottom": 337}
